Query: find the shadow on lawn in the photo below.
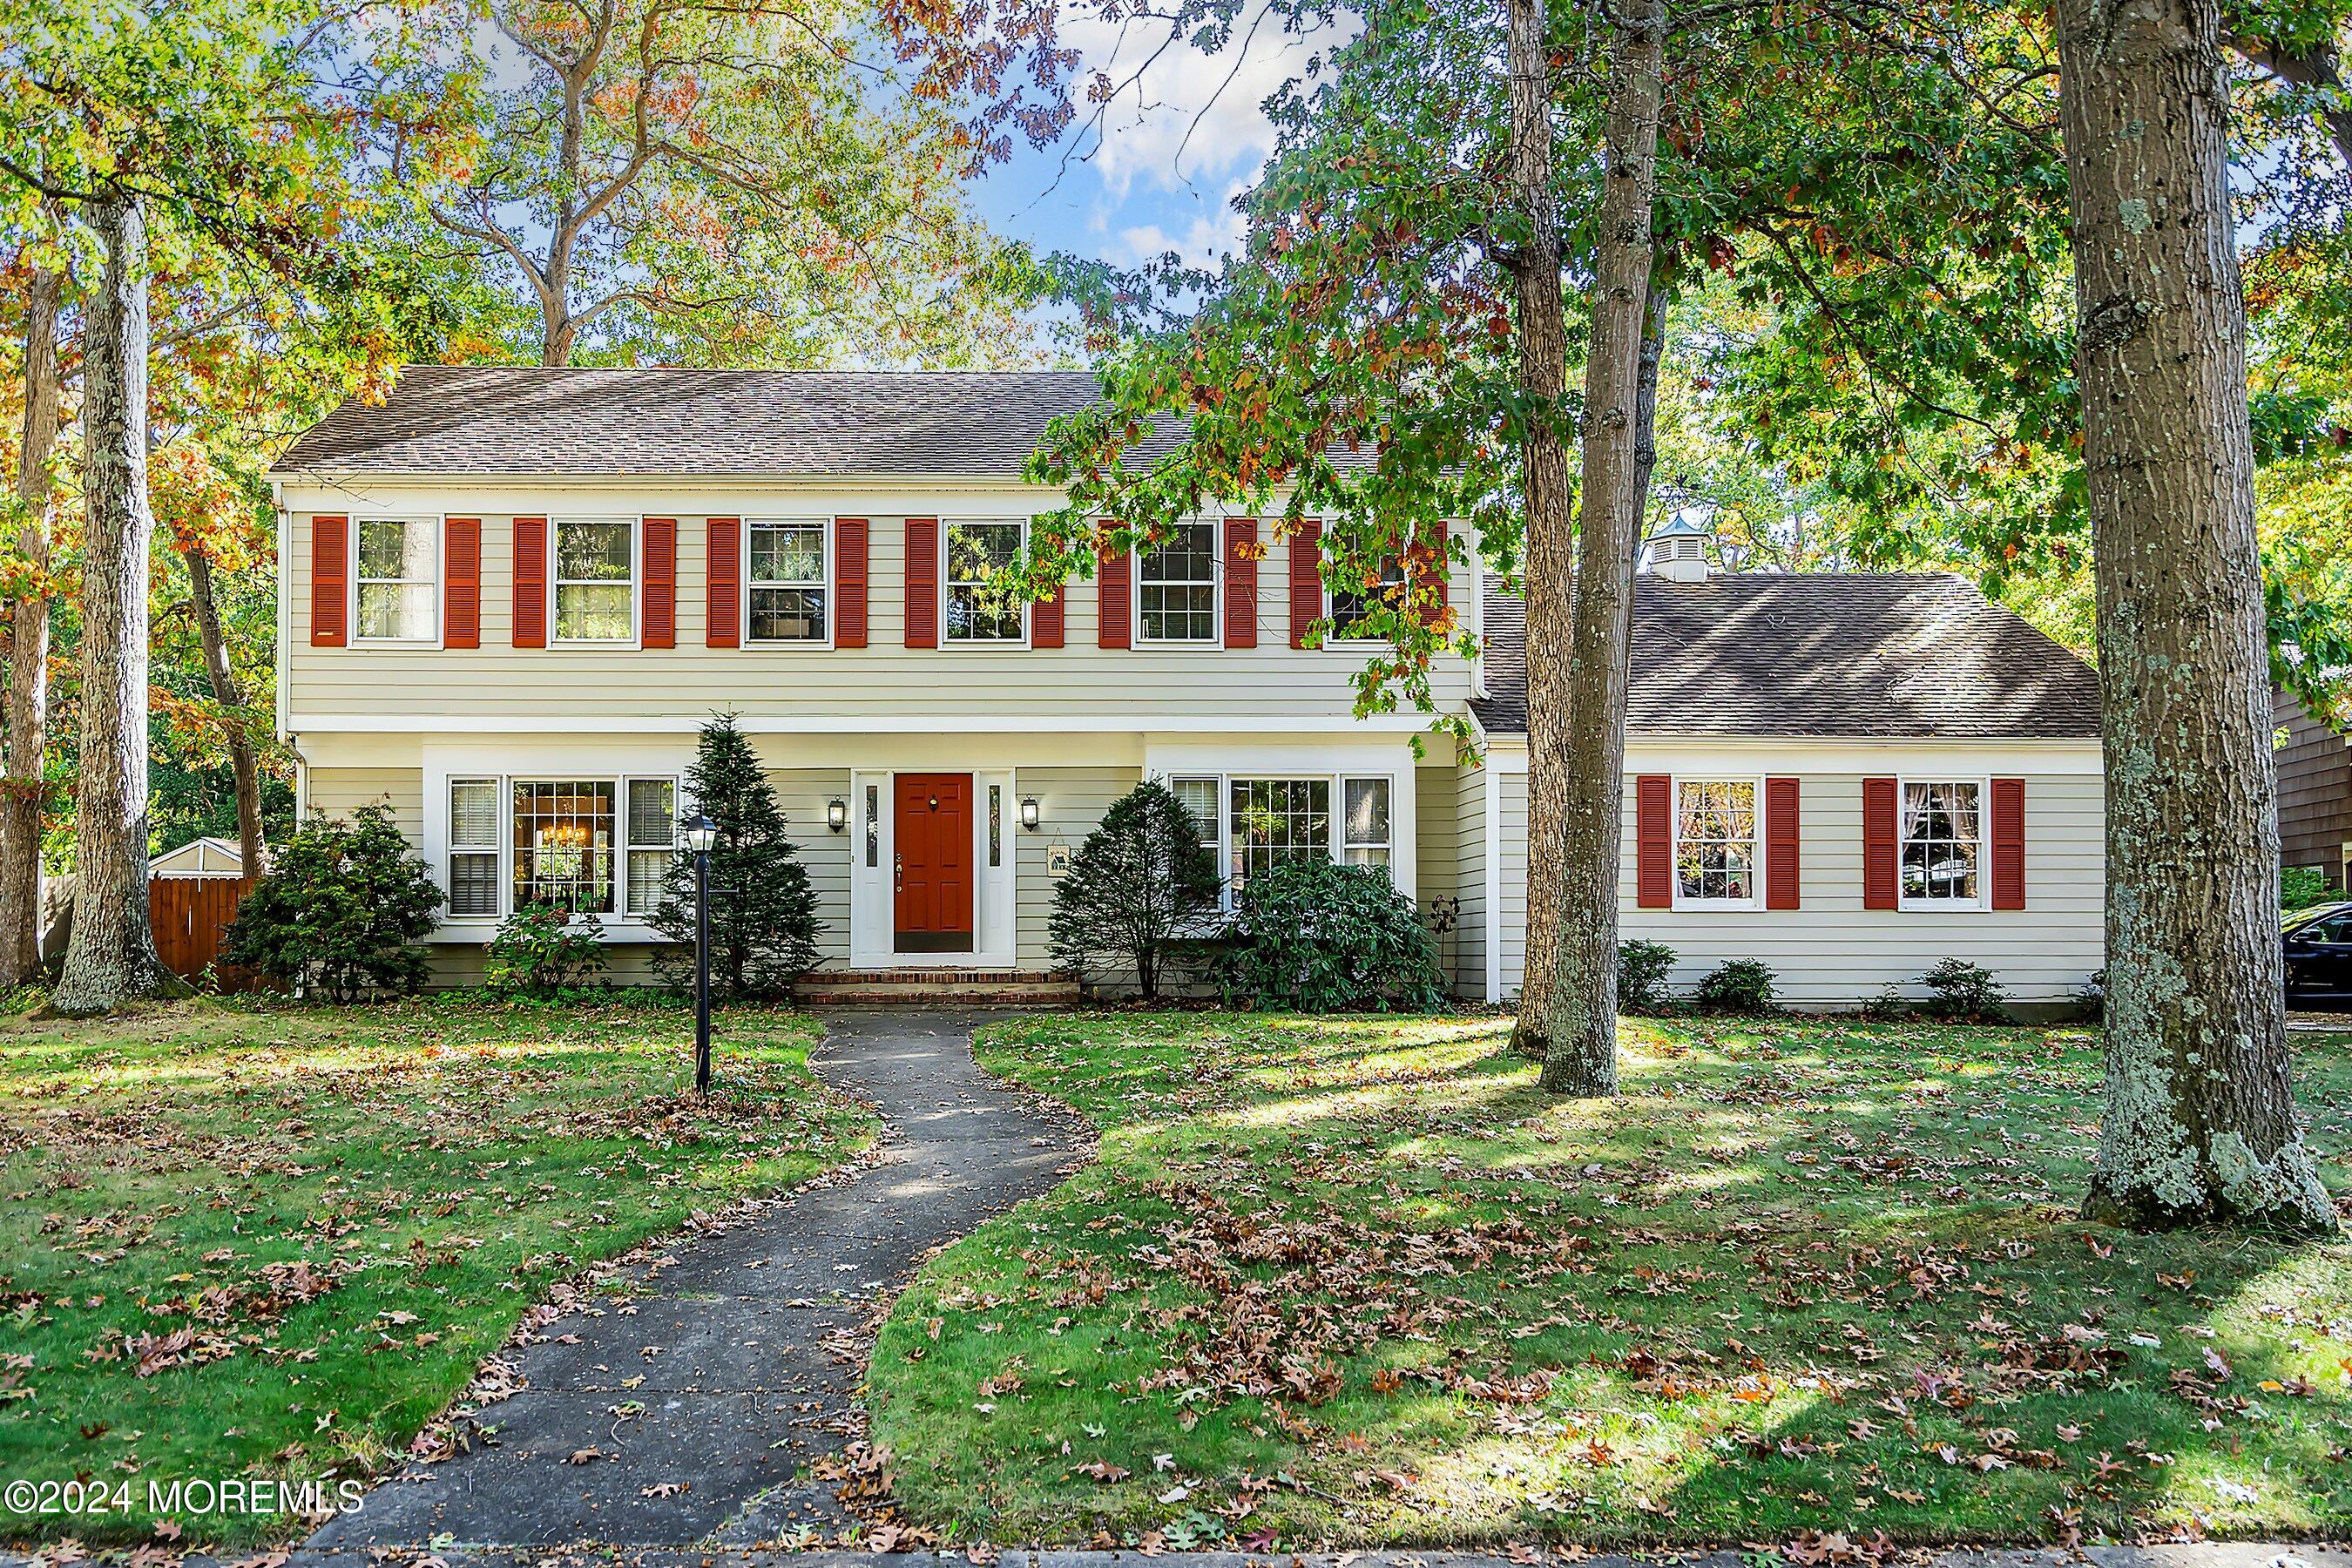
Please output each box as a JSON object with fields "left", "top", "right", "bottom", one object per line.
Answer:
{"left": 888, "top": 1012, "right": 2352, "bottom": 1545}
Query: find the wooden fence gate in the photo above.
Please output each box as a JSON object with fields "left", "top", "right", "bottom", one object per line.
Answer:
{"left": 149, "top": 876, "right": 254, "bottom": 981}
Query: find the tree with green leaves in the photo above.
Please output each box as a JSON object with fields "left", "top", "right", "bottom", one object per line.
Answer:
{"left": 222, "top": 802, "right": 446, "bottom": 1001}
{"left": 357, "top": 0, "right": 1042, "bottom": 367}
{"left": 651, "top": 714, "right": 822, "bottom": 997}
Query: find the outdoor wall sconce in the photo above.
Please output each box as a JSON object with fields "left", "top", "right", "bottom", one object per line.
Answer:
{"left": 1019, "top": 795, "right": 1041, "bottom": 831}
{"left": 827, "top": 797, "right": 848, "bottom": 833}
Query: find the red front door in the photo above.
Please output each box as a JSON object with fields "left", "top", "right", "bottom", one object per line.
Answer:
{"left": 894, "top": 774, "right": 974, "bottom": 952}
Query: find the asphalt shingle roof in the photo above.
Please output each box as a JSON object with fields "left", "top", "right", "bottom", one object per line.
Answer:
{"left": 1475, "top": 572, "right": 2100, "bottom": 740}
{"left": 271, "top": 365, "right": 1190, "bottom": 476}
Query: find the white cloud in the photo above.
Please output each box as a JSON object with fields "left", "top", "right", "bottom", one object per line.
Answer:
{"left": 1112, "top": 180, "right": 1252, "bottom": 269}
{"left": 1062, "top": 3, "right": 1346, "bottom": 201}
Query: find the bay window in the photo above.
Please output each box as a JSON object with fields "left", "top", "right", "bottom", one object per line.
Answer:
{"left": 355, "top": 518, "right": 437, "bottom": 641}
{"left": 553, "top": 519, "right": 636, "bottom": 643}
{"left": 1138, "top": 521, "right": 1218, "bottom": 643}
{"left": 1230, "top": 778, "right": 1331, "bottom": 891}
{"left": 512, "top": 780, "right": 618, "bottom": 912}
{"left": 1901, "top": 781, "right": 1981, "bottom": 906}
{"left": 441, "top": 774, "right": 679, "bottom": 921}
{"left": 1191, "top": 771, "right": 1397, "bottom": 898}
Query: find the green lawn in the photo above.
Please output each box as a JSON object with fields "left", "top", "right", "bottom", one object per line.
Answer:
{"left": 868, "top": 1012, "right": 2352, "bottom": 1551}
{"left": 0, "top": 993, "right": 871, "bottom": 1547}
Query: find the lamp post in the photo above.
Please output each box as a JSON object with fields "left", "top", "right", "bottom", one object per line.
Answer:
{"left": 681, "top": 814, "right": 721, "bottom": 1093}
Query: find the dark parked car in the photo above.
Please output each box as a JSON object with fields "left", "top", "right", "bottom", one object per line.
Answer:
{"left": 2284, "top": 901, "right": 2352, "bottom": 1005}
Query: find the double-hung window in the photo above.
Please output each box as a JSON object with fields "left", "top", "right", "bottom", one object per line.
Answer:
{"left": 447, "top": 780, "right": 500, "bottom": 916}
{"left": 1674, "top": 779, "right": 1758, "bottom": 906}
{"left": 748, "top": 521, "right": 828, "bottom": 643}
{"left": 1342, "top": 778, "right": 1392, "bottom": 867}
{"left": 553, "top": 519, "right": 637, "bottom": 643}
{"left": 1138, "top": 521, "right": 1218, "bottom": 643}
{"left": 625, "top": 780, "right": 677, "bottom": 915}
{"left": 1900, "top": 781, "right": 1981, "bottom": 906}
{"left": 1171, "top": 777, "right": 1220, "bottom": 865}
{"left": 1328, "top": 553, "right": 1408, "bottom": 640}
{"left": 355, "top": 518, "right": 438, "bottom": 642}
{"left": 945, "top": 521, "right": 1026, "bottom": 644}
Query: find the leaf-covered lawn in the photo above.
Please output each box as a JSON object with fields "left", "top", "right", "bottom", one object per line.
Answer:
{"left": 868, "top": 1012, "right": 2352, "bottom": 1551}
{"left": 0, "top": 994, "right": 871, "bottom": 1548}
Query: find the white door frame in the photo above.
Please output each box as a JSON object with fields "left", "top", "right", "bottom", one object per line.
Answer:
{"left": 848, "top": 767, "right": 1017, "bottom": 969}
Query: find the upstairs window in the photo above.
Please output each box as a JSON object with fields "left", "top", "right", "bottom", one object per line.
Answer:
{"left": 945, "top": 521, "right": 1026, "bottom": 644}
{"left": 1139, "top": 521, "right": 1218, "bottom": 643}
{"left": 1901, "top": 781, "right": 1981, "bottom": 906}
{"left": 748, "top": 521, "right": 828, "bottom": 643}
{"left": 355, "top": 517, "right": 437, "bottom": 641}
{"left": 554, "top": 520, "right": 636, "bottom": 643}
{"left": 1675, "top": 779, "right": 1757, "bottom": 904}
{"left": 1328, "top": 553, "right": 1407, "bottom": 640}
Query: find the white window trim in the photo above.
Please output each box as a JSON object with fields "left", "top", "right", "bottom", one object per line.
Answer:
{"left": 1133, "top": 519, "right": 1222, "bottom": 647}
{"left": 942, "top": 517, "right": 1031, "bottom": 650}
{"left": 1169, "top": 769, "right": 1401, "bottom": 910}
{"left": 1669, "top": 774, "right": 1766, "bottom": 912}
{"left": 1896, "top": 774, "right": 1991, "bottom": 913}
{"left": 349, "top": 514, "right": 443, "bottom": 649}
{"left": 550, "top": 517, "right": 643, "bottom": 649}
{"left": 445, "top": 776, "right": 501, "bottom": 923}
{"left": 441, "top": 771, "right": 683, "bottom": 929}
{"left": 742, "top": 516, "right": 836, "bottom": 649}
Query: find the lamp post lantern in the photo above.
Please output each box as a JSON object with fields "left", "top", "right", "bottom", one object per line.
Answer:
{"left": 681, "top": 814, "right": 721, "bottom": 1093}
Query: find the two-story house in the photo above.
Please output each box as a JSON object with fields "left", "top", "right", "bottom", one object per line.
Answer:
{"left": 270, "top": 365, "right": 2107, "bottom": 1009}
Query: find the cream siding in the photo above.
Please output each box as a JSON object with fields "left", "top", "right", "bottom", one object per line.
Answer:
{"left": 280, "top": 484, "right": 1479, "bottom": 731}
{"left": 1455, "top": 760, "right": 1488, "bottom": 999}
{"left": 1483, "top": 744, "right": 2105, "bottom": 1006}
{"left": 305, "top": 765, "right": 423, "bottom": 841}
{"left": 1016, "top": 764, "right": 1148, "bottom": 971}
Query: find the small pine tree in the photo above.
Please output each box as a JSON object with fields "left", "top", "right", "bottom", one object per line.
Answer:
{"left": 1049, "top": 779, "right": 1223, "bottom": 998}
{"left": 651, "top": 714, "right": 822, "bottom": 997}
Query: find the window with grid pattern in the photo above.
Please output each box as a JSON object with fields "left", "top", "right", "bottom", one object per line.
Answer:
{"left": 1328, "top": 553, "right": 1407, "bottom": 639}
{"left": 1139, "top": 521, "right": 1217, "bottom": 642}
{"left": 625, "top": 779, "right": 675, "bottom": 915}
{"left": 1229, "top": 778, "right": 1329, "bottom": 891}
{"left": 512, "top": 780, "right": 617, "bottom": 912}
{"left": 356, "top": 518, "right": 437, "bottom": 640}
{"left": 448, "top": 779, "right": 499, "bottom": 916}
{"left": 1675, "top": 780, "right": 1756, "bottom": 902}
{"left": 748, "top": 522, "right": 827, "bottom": 641}
{"left": 945, "top": 522, "right": 1025, "bottom": 643}
{"left": 1901, "top": 781, "right": 1980, "bottom": 904}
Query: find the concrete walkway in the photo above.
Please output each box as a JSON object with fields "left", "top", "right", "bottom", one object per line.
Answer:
{"left": 305, "top": 1010, "right": 1083, "bottom": 1554}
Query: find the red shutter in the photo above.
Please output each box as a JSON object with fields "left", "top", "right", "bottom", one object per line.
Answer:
{"left": 706, "top": 517, "right": 740, "bottom": 649}
{"left": 836, "top": 518, "right": 868, "bottom": 648}
{"left": 1990, "top": 777, "right": 2026, "bottom": 909}
{"left": 309, "top": 515, "right": 347, "bottom": 647}
{"left": 1636, "top": 774, "right": 1673, "bottom": 909}
{"left": 905, "top": 517, "right": 938, "bottom": 648}
{"left": 1225, "top": 517, "right": 1258, "bottom": 649}
{"left": 1034, "top": 579, "right": 1065, "bottom": 648}
{"left": 1098, "top": 534, "right": 1132, "bottom": 650}
{"left": 1415, "top": 517, "right": 1450, "bottom": 625}
{"left": 511, "top": 517, "right": 546, "bottom": 649}
{"left": 444, "top": 517, "right": 480, "bottom": 649}
{"left": 1289, "top": 517, "right": 1323, "bottom": 649}
{"left": 1766, "top": 776, "right": 1801, "bottom": 910}
{"left": 1862, "top": 776, "right": 1899, "bottom": 910}
{"left": 642, "top": 517, "right": 676, "bottom": 649}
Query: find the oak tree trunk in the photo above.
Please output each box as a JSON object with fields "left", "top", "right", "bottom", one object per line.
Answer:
{"left": 1505, "top": 0, "right": 1576, "bottom": 1059}
{"left": 1539, "top": 0, "right": 1666, "bottom": 1096}
{"left": 0, "top": 245, "right": 61, "bottom": 985}
{"left": 51, "top": 194, "right": 175, "bottom": 1014}
{"left": 181, "top": 546, "right": 263, "bottom": 875}
{"left": 2057, "top": 0, "right": 2335, "bottom": 1231}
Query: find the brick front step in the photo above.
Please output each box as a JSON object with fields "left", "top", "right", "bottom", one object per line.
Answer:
{"left": 793, "top": 968, "right": 1081, "bottom": 1005}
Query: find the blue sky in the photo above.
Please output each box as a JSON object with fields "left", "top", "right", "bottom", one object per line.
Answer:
{"left": 953, "top": 12, "right": 1337, "bottom": 274}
